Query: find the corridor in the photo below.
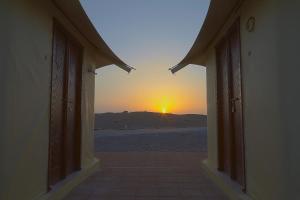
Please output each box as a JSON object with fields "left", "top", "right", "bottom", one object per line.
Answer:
{"left": 64, "top": 128, "right": 228, "bottom": 200}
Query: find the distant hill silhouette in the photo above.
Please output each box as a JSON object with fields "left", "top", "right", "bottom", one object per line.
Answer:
{"left": 94, "top": 111, "right": 207, "bottom": 130}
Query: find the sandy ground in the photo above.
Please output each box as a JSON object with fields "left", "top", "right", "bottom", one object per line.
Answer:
{"left": 94, "top": 127, "right": 207, "bottom": 152}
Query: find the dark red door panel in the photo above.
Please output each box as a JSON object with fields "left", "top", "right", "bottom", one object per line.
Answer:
{"left": 48, "top": 26, "right": 67, "bottom": 187}
{"left": 216, "top": 19, "right": 245, "bottom": 189}
{"left": 48, "top": 21, "right": 82, "bottom": 188}
{"left": 65, "top": 39, "right": 82, "bottom": 175}
{"left": 216, "top": 39, "right": 234, "bottom": 176}
{"left": 228, "top": 21, "right": 245, "bottom": 187}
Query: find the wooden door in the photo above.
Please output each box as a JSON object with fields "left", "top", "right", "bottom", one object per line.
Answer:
{"left": 216, "top": 38, "right": 234, "bottom": 176}
{"left": 48, "top": 26, "right": 67, "bottom": 186}
{"left": 228, "top": 21, "right": 245, "bottom": 187}
{"left": 48, "top": 21, "right": 82, "bottom": 188}
{"left": 64, "top": 39, "right": 82, "bottom": 175}
{"left": 216, "top": 19, "right": 245, "bottom": 189}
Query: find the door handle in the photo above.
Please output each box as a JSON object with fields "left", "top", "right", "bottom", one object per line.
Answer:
{"left": 231, "top": 97, "right": 240, "bottom": 113}
{"left": 231, "top": 97, "right": 240, "bottom": 102}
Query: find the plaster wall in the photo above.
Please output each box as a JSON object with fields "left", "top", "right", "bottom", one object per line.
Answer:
{"left": 204, "top": 0, "right": 290, "bottom": 199}
{"left": 240, "top": 1, "right": 284, "bottom": 199}
{"left": 205, "top": 49, "right": 219, "bottom": 171}
{"left": 277, "top": 1, "right": 300, "bottom": 199}
{"left": 0, "top": 0, "right": 98, "bottom": 199}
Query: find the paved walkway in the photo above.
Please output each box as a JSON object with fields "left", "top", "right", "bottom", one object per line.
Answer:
{"left": 64, "top": 128, "right": 228, "bottom": 200}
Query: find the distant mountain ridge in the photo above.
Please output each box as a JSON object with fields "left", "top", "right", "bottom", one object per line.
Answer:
{"left": 94, "top": 111, "right": 207, "bottom": 130}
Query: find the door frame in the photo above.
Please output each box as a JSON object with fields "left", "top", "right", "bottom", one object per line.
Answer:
{"left": 216, "top": 18, "right": 246, "bottom": 191}
{"left": 48, "top": 19, "right": 83, "bottom": 189}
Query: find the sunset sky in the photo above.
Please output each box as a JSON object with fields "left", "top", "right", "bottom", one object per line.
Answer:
{"left": 80, "top": 0, "right": 210, "bottom": 114}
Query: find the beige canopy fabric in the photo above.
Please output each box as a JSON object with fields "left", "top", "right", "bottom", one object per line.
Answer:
{"left": 170, "top": 0, "right": 242, "bottom": 73}
{"left": 54, "top": 0, "right": 134, "bottom": 72}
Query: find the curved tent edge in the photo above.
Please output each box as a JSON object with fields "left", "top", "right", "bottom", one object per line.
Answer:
{"left": 54, "top": 0, "right": 134, "bottom": 73}
{"left": 170, "top": 0, "right": 241, "bottom": 73}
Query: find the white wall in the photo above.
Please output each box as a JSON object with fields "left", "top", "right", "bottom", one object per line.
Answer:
{"left": 81, "top": 52, "right": 97, "bottom": 169}
{"left": 0, "top": 0, "right": 98, "bottom": 199}
{"left": 240, "top": 1, "right": 284, "bottom": 199}
{"left": 278, "top": 1, "right": 300, "bottom": 199}
{"left": 0, "top": 1, "right": 52, "bottom": 199}
{"left": 205, "top": 49, "right": 219, "bottom": 171}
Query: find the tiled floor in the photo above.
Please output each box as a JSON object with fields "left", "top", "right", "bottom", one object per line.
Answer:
{"left": 64, "top": 152, "right": 228, "bottom": 200}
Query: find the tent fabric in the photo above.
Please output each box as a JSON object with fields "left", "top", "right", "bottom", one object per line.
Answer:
{"left": 54, "top": 0, "right": 134, "bottom": 72}
{"left": 0, "top": 1, "right": 106, "bottom": 198}
{"left": 1, "top": 0, "right": 137, "bottom": 198}
{"left": 170, "top": 0, "right": 242, "bottom": 73}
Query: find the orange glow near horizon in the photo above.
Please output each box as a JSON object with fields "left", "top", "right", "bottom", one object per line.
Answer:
{"left": 94, "top": 89, "right": 207, "bottom": 114}
{"left": 94, "top": 64, "right": 208, "bottom": 115}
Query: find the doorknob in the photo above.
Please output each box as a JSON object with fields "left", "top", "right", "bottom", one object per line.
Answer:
{"left": 231, "top": 97, "right": 240, "bottom": 102}
{"left": 231, "top": 97, "right": 240, "bottom": 113}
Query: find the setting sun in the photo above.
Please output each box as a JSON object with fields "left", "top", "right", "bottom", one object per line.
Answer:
{"left": 161, "top": 107, "right": 167, "bottom": 114}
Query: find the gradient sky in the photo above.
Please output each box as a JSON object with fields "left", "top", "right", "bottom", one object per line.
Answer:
{"left": 80, "top": 0, "right": 210, "bottom": 114}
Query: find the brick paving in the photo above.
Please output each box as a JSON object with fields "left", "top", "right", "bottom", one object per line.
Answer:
{"left": 64, "top": 128, "right": 228, "bottom": 200}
